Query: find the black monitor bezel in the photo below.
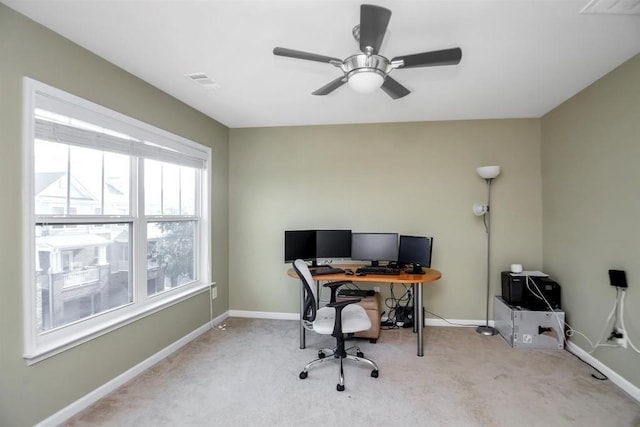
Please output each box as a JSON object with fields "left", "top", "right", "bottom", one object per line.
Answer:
{"left": 316, "top": 229, "right": 352, "bottom": 259}
{"left": 397, "top": 235, "right": 433, "bottom": 274}
{"left": 350, "top": 232, "right": 399, "bottom": 267}
{"left": 284, "top": 230, "right": 316, "bottom": 263}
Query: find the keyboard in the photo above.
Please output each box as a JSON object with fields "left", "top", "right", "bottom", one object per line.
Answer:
{"left": 356, "top": 267, "right": 401, "bottom": 275}
{"left": 310, "top": 267, "right": 345, "bottom": 276}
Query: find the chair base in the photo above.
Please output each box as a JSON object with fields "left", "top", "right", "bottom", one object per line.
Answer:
{"left": 299, "top": 345, "right": 379, "bottom": 391}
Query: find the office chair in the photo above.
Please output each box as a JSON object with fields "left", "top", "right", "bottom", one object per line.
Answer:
{"left": 293, "top": 259, "right": 379, "bottom": 391}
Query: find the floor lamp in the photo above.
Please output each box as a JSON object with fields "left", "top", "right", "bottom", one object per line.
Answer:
{"left": 473, "top": 165, "right": 501, "bottom": 336}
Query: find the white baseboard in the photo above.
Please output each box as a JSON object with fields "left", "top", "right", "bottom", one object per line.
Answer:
{"left": 566, "top": 340, "right": 640, "bottom": 402}
{"left": 229, "top": 309, "right": 299, "bottom": 321}
{"left": 37, "top": 312, "right": 229, "bottom": 427}
{"left": 425, "top": 318, "right": 490, "bottom": 327}
{"left": 229, "top": 310, "right": 490, "bottom": 327}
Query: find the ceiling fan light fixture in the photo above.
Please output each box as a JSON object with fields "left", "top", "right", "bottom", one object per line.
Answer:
{"left": 347, "top": 68, "right": 385, "bottom": 93}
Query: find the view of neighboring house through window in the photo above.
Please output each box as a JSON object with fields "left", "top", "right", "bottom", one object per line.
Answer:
{"left": 34, "top": 136, "right": 133, "bottom": 331}
{"left": 24, "top": 79, "right": 211, "bottom": 362}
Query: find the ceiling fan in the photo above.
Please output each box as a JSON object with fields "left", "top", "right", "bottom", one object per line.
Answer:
{"left": 273, "top": 4, "right": 462, "bottom": 99}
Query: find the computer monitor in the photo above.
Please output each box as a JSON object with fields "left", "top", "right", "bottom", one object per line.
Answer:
{"left": 398, "top": 235, "right": 433, "bottom": 274}
{"left": 316, "top": 229, "right": 351, "bottom": 259}
{"left": 351, "top": 232, "right": 398, "bottom": 267}
{"left": 284, "top": 230, "right": 316, "bottom": 264}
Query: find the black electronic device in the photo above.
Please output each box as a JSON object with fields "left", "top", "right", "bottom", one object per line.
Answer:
{"left": 338, "top": 289, "right": 374, "bottom": 297}
{"left": 351, "top": 232, "right": 398, "bottom": 267}
{"left": 608, "top": 269, "right": 628, "bottom": 288}
{"left": 310, "top": 267, "right": 345, "bottom": 276}
{"left": 395, "top": 305, "right": 414, "bottom": 328}
{"left": 524, "top": 276, "right": 562, "bottom": 310}
{"left": 316, "top": 229, "right": 352, "bottom": 259}
{"left": 284, "top": 230, "right": 316, "bottom": 264}
{"left": 356, "top": 266, "right": 400, "bottom": 276}
{"left": 501, "top": 272, "right": 562, "bottom": 310}
{"left": 501, "top": 272, "right": 526, "bottom": 305}
{"left": 397, "top": 235, "right": 433, "bottom": 274}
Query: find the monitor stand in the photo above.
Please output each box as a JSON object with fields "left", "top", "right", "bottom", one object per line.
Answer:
{"left": 309, "top": 260, "right": 331, "bottom": 269}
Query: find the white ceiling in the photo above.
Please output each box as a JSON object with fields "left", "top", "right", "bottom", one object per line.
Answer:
{"left": 4, "top": 0, "right": 640, "bottom": 128}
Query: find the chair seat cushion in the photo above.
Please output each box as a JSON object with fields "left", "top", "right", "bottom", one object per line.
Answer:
{"left": 313, "top": 304, "right": 372, "bottom": 335}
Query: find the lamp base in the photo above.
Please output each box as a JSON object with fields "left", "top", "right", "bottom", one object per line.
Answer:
{"left": 476, "top": 325, "right": 498, "bottom": 336}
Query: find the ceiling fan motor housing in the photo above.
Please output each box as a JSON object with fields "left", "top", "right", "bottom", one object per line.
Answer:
{"left": 343, "top": 53, "right": 389, "bottom": 77}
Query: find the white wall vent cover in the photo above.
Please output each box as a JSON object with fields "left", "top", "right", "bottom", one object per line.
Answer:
{"left": 581, "top": 0, "right": 640, "bottom": 15}
{"left": 185, "top": 72, "right": 220, "bottom": 90}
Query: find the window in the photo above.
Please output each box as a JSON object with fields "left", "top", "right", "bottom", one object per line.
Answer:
{"left": 23, "top": 79, "right": 212, "bottom": 363}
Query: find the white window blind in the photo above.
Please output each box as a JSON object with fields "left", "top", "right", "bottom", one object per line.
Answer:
{"left": 34, "top": 90, "right": 208, "bottom": 169}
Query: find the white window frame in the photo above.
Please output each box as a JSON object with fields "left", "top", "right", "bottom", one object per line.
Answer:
{"left": 22, "top": 78, "right": 213, "bottom": 364}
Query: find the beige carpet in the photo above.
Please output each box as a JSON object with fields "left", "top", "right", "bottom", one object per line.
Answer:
{"left": 65, "top": 318, "right": 640, "bottom": 426}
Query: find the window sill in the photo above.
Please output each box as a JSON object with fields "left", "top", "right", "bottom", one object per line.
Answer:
{"left": 24, "top": 282, "right": 214, "bottom": 365}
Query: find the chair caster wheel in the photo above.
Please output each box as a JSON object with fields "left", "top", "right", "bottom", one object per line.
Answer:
{"left": 299, "top": 371, "right": 308, "bottom": 379}
{"left": 371, "top": 370, "right": 379, "bottom": 378}
{"left": 356, "top": 351, "right": 364, "bottom": 358}
{"left": 337, "top": 384, "right": 345, "bottom": 392}
{"left": 318, "top": 351, "right": 326, "bottom": 359}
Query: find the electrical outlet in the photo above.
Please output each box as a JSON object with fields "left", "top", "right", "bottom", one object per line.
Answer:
{"left": 616, "top": 329, "right": 628, "bottom": 349}
{"left": 211, "top": 286, "right": 217, "bottom": 300}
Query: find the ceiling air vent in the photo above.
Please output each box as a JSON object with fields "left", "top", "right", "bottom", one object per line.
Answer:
{"left": 185, "top": 72, "right": 220, "bottom": 90}
{"left": 580, "top": 0, "right": 640, "bottom": 15}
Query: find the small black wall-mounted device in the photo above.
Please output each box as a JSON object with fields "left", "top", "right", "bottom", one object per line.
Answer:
{"left": 608, "top": 269, "right": 628, "bottom": 288}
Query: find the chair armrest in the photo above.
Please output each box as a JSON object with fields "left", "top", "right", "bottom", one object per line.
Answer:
{"left": 326, "top": 298, "right": 361, "bottom": 309}
{"left": 323, "top": 280, "right": 352, "bottom": 303}
{"left": 326, "top": 297, "right": 361, "bottom": 337}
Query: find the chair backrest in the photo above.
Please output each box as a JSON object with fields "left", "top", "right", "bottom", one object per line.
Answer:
{"left": 293, "top": 259, "right": 318, "bottom": 322}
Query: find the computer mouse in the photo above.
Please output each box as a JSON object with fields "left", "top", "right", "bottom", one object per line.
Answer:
{"left": 344, "top": 269, "right": 354, "bottom": 275}
{"left": 356, "top": 271, "right": 367, "bottom": 276}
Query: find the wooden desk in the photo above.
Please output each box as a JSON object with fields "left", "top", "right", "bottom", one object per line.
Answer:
{"left": 287, "top": 264, "right": 442, "bottom": 357}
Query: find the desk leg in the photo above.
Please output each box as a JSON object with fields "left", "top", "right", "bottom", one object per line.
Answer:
{"left": 299, "top": 279, "right": 306, "bottom": 349}
{"left": 416, "top": 282, "right": 424, "bottom": 357}
{"left": 413, "top": 284, "right": 418, "bottom": 334}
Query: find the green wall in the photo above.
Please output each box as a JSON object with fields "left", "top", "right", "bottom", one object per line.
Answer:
{"left": 0, "top": 5, "right": 229, "bottom": 425}
{"left": 541, "top": 54, "right": 640, "bottom": 389}
{"left": 229, "top": 120, "right": 543, "bottom": 320}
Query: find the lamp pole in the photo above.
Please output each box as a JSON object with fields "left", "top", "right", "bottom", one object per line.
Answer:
{"left": 477, "top": 177, "right": 498, "bottom": 336}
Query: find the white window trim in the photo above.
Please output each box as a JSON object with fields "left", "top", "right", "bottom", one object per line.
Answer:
{"left": 22, "top": 78, "right": 213, "bottom": 364}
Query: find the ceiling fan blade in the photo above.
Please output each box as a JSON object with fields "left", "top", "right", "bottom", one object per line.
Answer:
{"left": 381, "top": 76, "right": 410, "bottom": 99}
{"left": 273, "top": 47, "right": 342, "bottom": 64}
{"left": 312, "top": 76, "right": 347, "bottom": 96}
{"left": 359, "top": 4, "right": 391, "bottom": 54}
{"left": 392, "top": 47, "right": 462, "bottom": 69}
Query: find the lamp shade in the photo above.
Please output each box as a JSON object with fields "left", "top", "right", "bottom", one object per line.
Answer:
{"left": 477, "top": 165, "right": 501, "bottom": 179}
{"left": 348, "top": 69, "right": 384, "bottom": 94}
{"left": 473, "top": 203, "right": 488, "bottom": 216}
